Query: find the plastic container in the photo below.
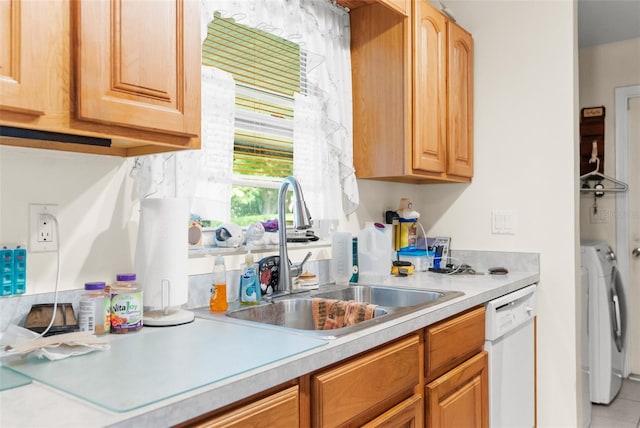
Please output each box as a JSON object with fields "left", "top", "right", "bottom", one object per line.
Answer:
{"left": 331, "top": 232, "right": 353, "bottom": 285}
{"left": 210, "top": 256, "right": 228, "bottom": 312}
{"left": 111, "top": 273, "right": 143, "bottom": 333}
{"left": 12, "top": 247, "right": 26, "bottom": 295}
{"left": 1, "top": 247, "right": 14, "bottom": 296}
{"left": 358, "top": 223, "right": 392, "bottom": 283}
{"left": 397, "top": 249, "right": 432, "bottom": 272}
{"left": 79, "top": 281, "right": 110, "bottom": 335}
{"left": 239, "top": 267, "right": 261, "bottom": 305}
{"left": 396, "top": 218, "right": 418, "bottom": 251}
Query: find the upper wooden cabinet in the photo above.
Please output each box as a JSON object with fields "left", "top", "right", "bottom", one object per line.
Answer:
{"left": 0, "top": 0, "right": 200, "bottom": 157}
{"left": 0, "top": 0, "right": 59, "bottom": 117}
{"left": 446, "top": 21, "right": 474, "bottom": 178}
{"left": 350, "top": 0, "right": 474, "bottom": 183}
{"left": 76, "top": 0, "right": 199, "bottom": 138}
{"left": 337, "top": 0, "right": 409, "bottom": 16}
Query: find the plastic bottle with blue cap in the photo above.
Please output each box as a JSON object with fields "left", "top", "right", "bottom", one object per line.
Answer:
{"left": 239, "top": 251, "right": 261, "bottom": 305}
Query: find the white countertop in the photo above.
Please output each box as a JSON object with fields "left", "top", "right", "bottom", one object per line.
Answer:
{"left": 1, "top": 269, "right": 539, "bottom": 428}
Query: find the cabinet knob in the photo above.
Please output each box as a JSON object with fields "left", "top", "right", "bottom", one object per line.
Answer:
{"left": 632, "top": 248, "right": 640, "bottom": 258}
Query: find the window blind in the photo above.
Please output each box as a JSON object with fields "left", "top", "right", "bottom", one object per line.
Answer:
{"left": 202, "top": 12, "right": 303, "bottom": 178}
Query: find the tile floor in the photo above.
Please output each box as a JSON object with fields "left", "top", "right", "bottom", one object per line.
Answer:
{"left": 591, "top": 378, "right": 640, "bottom": 427}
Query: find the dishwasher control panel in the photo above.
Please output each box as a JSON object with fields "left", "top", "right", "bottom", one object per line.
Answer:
{"left": 485, "top": 284, "right": 537, "bottom": 341}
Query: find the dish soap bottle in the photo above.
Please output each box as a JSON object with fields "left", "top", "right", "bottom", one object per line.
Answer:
{"left": 210, "top": 255, "right": 228, "bottom": 312}
{"left": 239, "top": 251, "right": 261, "bottom": 306}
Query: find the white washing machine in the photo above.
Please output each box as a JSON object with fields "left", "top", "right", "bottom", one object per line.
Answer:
{"left": 580, "top": 267, "right": 591, "bottom": 426}
{"left": 581, "top": 240, "right": 627, "bottom": 405}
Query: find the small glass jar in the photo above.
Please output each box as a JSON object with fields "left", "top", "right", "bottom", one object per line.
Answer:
{"left": 110, "top": 273, "right": 143, "bottom": 333}
{"left": 79, "top": 282, "right": 110, "bottom": 335}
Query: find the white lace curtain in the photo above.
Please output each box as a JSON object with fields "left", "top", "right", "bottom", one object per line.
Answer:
{"left": 132, "top": 0, "right": 359, "bottom": 221}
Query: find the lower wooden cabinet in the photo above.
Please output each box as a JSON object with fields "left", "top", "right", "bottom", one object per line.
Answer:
{"left": 425, "top": 306, "right": 486, "bottom": 383}
{"left": 425, "top": 351, "right": 489, "bottom": 428}
{"left": 311, "top": 334, "right": 421, "bottom": 427}
{"left": 362, "top": 393, "right": 424, "bottom": 428}
{"left": 184, "top": 385, "right": 299, "bottom": 428}
{"left": 180, "top": 306, "right": 493, "bottom": 428}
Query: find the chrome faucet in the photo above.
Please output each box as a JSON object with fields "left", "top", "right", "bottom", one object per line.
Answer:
{"left": 277, "top": 176, "right": 313, "bottom": 294}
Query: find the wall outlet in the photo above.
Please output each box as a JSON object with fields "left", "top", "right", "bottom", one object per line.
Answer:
{"left": 29, "top": 204, "right": 58, "bottom": 252}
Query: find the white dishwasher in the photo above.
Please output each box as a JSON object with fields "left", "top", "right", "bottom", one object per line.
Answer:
{"left": 485, "top": 284, "right": 537, "bottom": 428}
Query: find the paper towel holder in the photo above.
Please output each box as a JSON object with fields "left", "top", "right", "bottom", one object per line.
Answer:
{"left": 143, "top": 278, "right": 195, "bottom": 327}
{"left": 135, "top": 198, "right": 194, "bottom": 327}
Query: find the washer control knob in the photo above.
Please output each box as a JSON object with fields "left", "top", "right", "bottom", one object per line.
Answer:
{"left": 607, "top": 247, "right": 617, "bottom": 261}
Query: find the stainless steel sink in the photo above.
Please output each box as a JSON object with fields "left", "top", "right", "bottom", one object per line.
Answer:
{"left": 311, "top": 285, "right": 447, "bottom": 308}
{"left": 210, "top": 285, "right": 464, "bottom": 339}
{"left": 226, "top": 298, "right": 388, "bottom": 331}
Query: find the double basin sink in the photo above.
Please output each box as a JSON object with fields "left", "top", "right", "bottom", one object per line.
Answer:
{"left": 218, "top": 285, "right": 464, "bottom": 339}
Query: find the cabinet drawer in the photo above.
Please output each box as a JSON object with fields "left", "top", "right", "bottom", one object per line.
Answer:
{"left": 187, "top": 385, "right": 299, "bottom": 428}
{"left": 312, "top": 334, "right": 420, "bottom": 428}
{"left": 425, "top": 306, "right": 485, "bottom": 382}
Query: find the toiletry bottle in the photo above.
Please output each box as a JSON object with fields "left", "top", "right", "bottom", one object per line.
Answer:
{"left": 238, "top": 251, "right": 254, "bottom": 301}
{"left": 210, "top": 256, "right": 228, "bottom": 312}
{"left": 79, "top": 281, "right": 110, "bottom": 335}
{"left": 239, "top": 251, "right": 261, "bottom": 305}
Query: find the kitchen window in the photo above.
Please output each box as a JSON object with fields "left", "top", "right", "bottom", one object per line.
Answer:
{"left": 202, "top": 11, "right": 301, "bottom": 226}
{"left": 132, "top": 0, "right": 358, "bottom": 232}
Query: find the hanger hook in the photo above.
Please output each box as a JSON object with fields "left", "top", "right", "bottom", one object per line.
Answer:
{"left": 589, "top": 156, "right": 601, "bottom": 174}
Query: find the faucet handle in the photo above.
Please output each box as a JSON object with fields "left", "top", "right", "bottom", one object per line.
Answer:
{"left": 291, "top": 251, "right": 312, "bottom": 278}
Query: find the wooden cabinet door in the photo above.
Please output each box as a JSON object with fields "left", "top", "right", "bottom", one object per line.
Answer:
{"left": 412, "top": 0, "right": 447, "bottom": 174}
{"left": 189, "top": 385, "right": 299, "bottom": 428}
{"left": 446, "top": 21, "right": 474, "bottom": 178}
{"left": 362, "top": 393, "right": 424, "bottom": 428}
{"left": 0, "top": 0, "right": 63, "bottom": 117}
{"left": 312, "top": 334, "right": 420, "bottom": 428}
{"left": 426, "top": 351, "right": 489, "bottom": 428}
{"left": 75, "top": 0, "right": 200, "bottom": 137}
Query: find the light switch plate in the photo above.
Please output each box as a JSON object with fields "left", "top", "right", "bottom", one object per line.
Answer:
{"left": 589, "top": 207, "right": 609, "bottom": 224}
{"left": 492, "top": 210, "right": 517, "bottom": 235}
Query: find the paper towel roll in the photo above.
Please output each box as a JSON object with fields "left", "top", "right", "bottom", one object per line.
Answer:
{"left": 134, "top": 198, "right": 189, "bottom": 310}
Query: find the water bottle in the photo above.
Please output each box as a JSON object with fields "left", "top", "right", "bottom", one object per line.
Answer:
{"left": 331, "top": 232, "right": 352, "bottom": 286}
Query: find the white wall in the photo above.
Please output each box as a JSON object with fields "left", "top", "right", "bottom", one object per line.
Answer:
{"left": 353, "top": 2, "right": 581, "bottom": 426}
{"left": 0, "top": 147, "right": 139, "bottom": 293}
{"left": 579, "top": 37, "right": 640, "bottom": 244}
{"left": 431, "top": 3, "right": 581, "bottom": 426}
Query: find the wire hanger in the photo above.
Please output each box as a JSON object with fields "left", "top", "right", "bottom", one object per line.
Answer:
{"left": 580, "top": 141, "right": 628, "bottom": 194}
